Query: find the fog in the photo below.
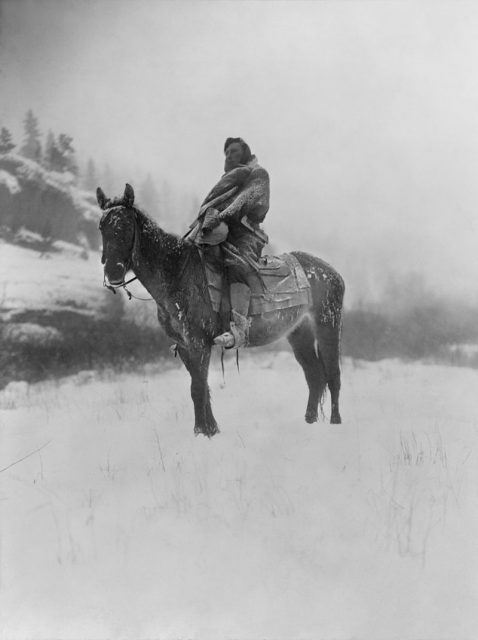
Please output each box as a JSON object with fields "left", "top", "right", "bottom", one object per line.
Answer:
{"left": 2, "top": 5, "right": 478, "bottom": 637}
{"left": 1, "top": 0, "right": 478, "bottom": 304}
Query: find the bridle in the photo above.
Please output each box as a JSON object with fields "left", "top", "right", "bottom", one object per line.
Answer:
{"left": 100, "top": 205, "right": 152, "bottom": 301}
{"left": 103, "top": 273, "right": 140, "bottom": 298}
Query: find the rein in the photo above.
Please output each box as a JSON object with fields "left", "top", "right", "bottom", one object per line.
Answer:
{"left": 103, "top": 274, "right": 154, "bottom": 301}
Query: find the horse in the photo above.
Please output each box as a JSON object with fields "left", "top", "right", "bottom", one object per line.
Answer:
{"left": 97, "top": 183, "right": 345, "bottom": 438}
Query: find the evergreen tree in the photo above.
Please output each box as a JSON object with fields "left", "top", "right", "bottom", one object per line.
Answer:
{"left": 82, "top": 158, "right": 98, "bottom": 192}
{"left": 43, "top": 132, "right": 78, "bottom": 176}
{"left": 57, "top": 133, "right": 78, "bottom": 176}
{"left": 20, "top": 109, "right": 42, "bottom": 161}
{"left": 100, "top": 163, "right": 115, "bottom": 193}
{"left": 139, "top": 173, "right": 160, "bottom": 219}
{"left": 43, "top": 130, "right": 56, "bottom": 169}
{"left": 43, "top": 132, "right": 64, "bottom": 172}
{"left": 0, "top": 127, "right": 16, "bottom": 154}
{"left": 96, "top": 163, "right": 129, "bottom": 197}
{"left": 171, "top": 190, "right": 198, "bottom": 233}
{"left": 157, "top": 180, "right": 192, "bottom": 232}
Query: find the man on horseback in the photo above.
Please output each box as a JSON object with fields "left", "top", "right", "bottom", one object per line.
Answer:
{"left": 189, "top": 137, "right": 270, "bottom": 348}
{"left": 99, "top": 179, "right": 344, "bottom": 432}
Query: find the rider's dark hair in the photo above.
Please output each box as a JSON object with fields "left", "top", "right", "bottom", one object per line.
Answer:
{"left": 224, "top": 137, "right": 253, "bottom": 164}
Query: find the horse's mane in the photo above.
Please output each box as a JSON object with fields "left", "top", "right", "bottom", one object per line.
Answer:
{"left": 128, "top": 205, "right": 188, "bottom": 265}
{"left": 131, "top": 206, "right": 212, "bottom": 315}
{"left": 131, "top": 205, "right": 181, "bottom": 244}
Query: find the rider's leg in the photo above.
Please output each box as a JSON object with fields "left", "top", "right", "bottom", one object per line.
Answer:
{"left": 230, "top": 282, "right": 251, "bottom": 316}
{"left": 214, "top": 281, "right": 251, "bottom": 348}
{"left": 213, "top": 232, "right": 263, "bottom": 348}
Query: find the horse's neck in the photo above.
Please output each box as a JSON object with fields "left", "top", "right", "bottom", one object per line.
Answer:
{"left": 132, "top": 210, "right": 189, "bottom": 289}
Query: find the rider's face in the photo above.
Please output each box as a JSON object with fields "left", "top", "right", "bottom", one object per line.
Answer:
{"left": 224, "top": 142, "right": 244, "bottom": 172}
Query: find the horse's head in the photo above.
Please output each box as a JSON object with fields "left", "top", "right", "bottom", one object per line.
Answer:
{"left": 97, "top": 183, "right": 137, "bottom": 286}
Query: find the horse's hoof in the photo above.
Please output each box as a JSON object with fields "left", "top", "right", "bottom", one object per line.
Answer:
{"left": 194, "top": 425, "right": 220, "bottom": 438}
{"left": 305, "top": 412, "right": 318, "bottom": 424}
{"left": 330, "top": 414, "right": 342, "bottom": 424}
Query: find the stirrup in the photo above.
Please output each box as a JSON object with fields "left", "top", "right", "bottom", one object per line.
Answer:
{"left": 213, "top": 322, "right": 245, "bottom": 349}
{"left": 213, "top": 331, "right": 235, "bottom": 348}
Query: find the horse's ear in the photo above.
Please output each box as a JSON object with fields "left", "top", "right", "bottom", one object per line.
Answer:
{"left": 124, "top": 183, "right": 135, "bottom": 206}
{"left": 96, "top": 187, "right": 108, "bottom": 210}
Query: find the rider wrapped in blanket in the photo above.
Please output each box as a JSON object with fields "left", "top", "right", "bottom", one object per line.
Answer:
{"left": 188, "top": 137, "right": 270, "bottom": 348}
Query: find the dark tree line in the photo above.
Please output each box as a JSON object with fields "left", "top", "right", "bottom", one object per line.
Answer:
{"left": 0, "top": 110, "right": 115, "bottom": 194}
{"left": 1, "top": 109, "right": 199, "bottom": 233}
{"left": 0, "top": 127, "right": 16, "bottom": 153}
{"left": 0, "top": 109, "right": 79, "bottom": 176}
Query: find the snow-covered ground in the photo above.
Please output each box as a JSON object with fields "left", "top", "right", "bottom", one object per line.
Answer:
{"left": 0, "top": 238, "right": 156, "bottom": 330}
{"left": 0, "top": 240, "right": 105, "bottom": 319}
{"left": 1, "top": 353, "right": 477, "bottom": 640}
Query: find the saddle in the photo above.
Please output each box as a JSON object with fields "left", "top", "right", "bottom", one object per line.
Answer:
{"left": 203, "top": 250, "right": 312, "bottom": 316}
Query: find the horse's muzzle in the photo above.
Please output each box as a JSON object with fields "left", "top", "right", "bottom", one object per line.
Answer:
{"left": 104, "top": 261, "right": 126, "bottom": 285}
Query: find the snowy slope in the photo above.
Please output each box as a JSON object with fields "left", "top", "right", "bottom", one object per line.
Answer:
{"left": 0, "top": 240, "right": 105, "bottom": 320}
{"left": 1, "top": 354, "right": 477, "bottom": 639}
{"left": 0, "top": 153, "right": 99, "bottom": 221}
{"left": 0, "top": 237, "right": 167, "bottom": 389}
{"left": 0, "top": 237, "right": 156, "bottom": 322}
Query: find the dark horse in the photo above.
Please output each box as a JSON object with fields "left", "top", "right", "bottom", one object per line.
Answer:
{"left": 98, "top": 184, "right": 345, "bottom": 437}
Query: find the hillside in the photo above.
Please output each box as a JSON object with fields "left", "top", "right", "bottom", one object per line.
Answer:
{"left": 0, "top": 152, "right": 100, "bottom": 249}
{"left": 0, "top": 238, "right": 172, "bottom": 389}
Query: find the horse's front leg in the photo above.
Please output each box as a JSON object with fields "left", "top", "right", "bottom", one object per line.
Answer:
{"left": 177, "top": 345, "right": 219, "bottom": 437}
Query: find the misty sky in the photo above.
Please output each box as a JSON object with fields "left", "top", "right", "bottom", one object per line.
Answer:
{"left": 1, "top": 0, "right": 478, "bottom": 303}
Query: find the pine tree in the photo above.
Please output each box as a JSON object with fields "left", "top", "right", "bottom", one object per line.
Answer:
{"left": 83, "top": 158, "right": 98, "bottom": 192}
{"left": 100, "top": 163, "right": 115, "bottom": 193}
{"left": 20, "top": 109, "right": 42, "bottom": 161}
{"left": 43, "top": 132, "right": 78, "bottom": 176}
{"left": 0, "top": 127, "right": 16, "bottom": 154}
{"left": 171, "top": 190, "right": 198, "bottom": 233}
{"left": 43, "top": 130, "right": 56, "bottom": 169}
{"left": 43, "top": 132, "right": 64, "bottom": 172}
{"left": 57, "top": 133, "right": 78, "bottom": 176}
{"left": 139, "top": 173, "right": 160, "bottom": 219}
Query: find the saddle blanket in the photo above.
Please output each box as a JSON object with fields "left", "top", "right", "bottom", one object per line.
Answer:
{"left": 204, "top": 252, "right": 312, "bottom": 315}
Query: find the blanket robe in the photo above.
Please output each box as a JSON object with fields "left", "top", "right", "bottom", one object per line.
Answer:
{"left": 195, "top": 156, "right": 270, "bottom": 283}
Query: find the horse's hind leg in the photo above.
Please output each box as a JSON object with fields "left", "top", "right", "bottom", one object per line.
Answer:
{"left": 315, "top": 323, "right": 342, "bottom": 424}
{"left": 289, "top": 250, "right": 344, "bottom": 424}
{"left": 287, "top": 320, "right": 327, "bottom": 424}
